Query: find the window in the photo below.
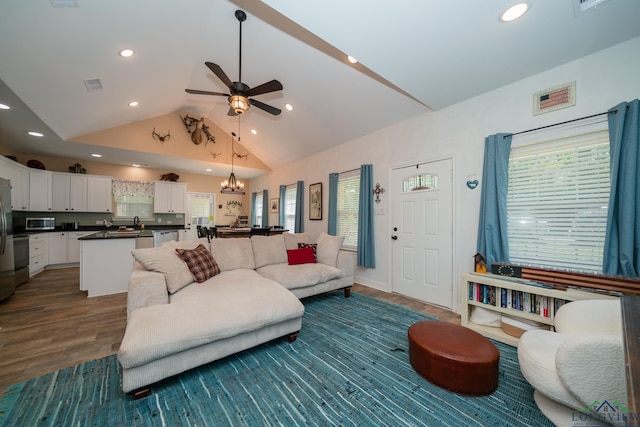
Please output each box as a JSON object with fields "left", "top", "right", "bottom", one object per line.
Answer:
{"left": 506, "top": 128, "right": 610, "bottom": 274}
{"left": 337, "top": 171, "right": 360, "bottom": 248}
{"left": 114, "top": 195, "right": 154, "bottom": 218}
{"left": 402, "top": 174, "right": 439, "bottom": 192}
{"left": 284, "top": 184, "right": 297, "bottom": 231}
{"left": 254, "top": 193, "right": 263, "bottom": 226}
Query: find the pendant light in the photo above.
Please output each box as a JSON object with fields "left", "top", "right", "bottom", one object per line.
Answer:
{"left": 220, "top": 120, "right": 245, "bottom": 195}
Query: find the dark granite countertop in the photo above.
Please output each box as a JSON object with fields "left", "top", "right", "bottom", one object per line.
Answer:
{"left": 79, "top": 229, "right": 155, "bottom": 240}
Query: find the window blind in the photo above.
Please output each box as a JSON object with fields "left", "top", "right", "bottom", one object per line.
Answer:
{"left": 337, "top": 172, "right": 360, "bottom": 248}
{"left": 284, "top": 185, "right": 297, "bottom": 231}
{"left": 506, "top": 128, "right": 610, "bottom": 274}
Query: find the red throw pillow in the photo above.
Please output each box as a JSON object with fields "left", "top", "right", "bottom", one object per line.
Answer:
{"left": 175, "top": 244, "right": 220, "bottom": 283}
{"left": 297, "top": 242, "right": 318, "bottom": 261}
{"left": 287, "top": 247, "right": 317, "bottom": 265}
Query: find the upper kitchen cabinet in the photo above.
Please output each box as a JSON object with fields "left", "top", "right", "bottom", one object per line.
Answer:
{"left": 52, "top": 173, "right": 88, "bottom": 212}
{"left": 0, "top": 156, "right": 29, "bottom": 211}
{"left": 86, "top": 176, "right": 113, "bottom": 213}
{"left": 28, "top": 170, "right": 53, "bottom": 212}
{"left": 154, "top": 181, "right": 186, "bottom": 213}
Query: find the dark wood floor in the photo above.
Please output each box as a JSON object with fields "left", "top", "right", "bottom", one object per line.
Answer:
{"left": 0, "top": 268, "right": 459, "bottom": 399}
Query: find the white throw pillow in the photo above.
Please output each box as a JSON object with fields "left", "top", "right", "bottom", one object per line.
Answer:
{"left": 283, "top": 232, "right": 310, "bottom": 250}
{"left": 315, "top": 232, "right": 345, "bottom": 267}
{"left": 131, "top": 246, "right": 194, "bottom": 294}
{"left": 210, "top": 237, "right": 256, "bottom": 271}
{"left": 251, "top": 235, "right": 287, "bottom": 268}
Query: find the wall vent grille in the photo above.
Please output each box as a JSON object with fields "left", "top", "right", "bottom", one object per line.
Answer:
{"left": 83, "top": 78, "right": 103, "bottom": 92}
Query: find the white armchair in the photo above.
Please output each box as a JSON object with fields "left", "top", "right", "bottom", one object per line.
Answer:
{"left": 517, "top": 299, "right": 627, "bottom": 427}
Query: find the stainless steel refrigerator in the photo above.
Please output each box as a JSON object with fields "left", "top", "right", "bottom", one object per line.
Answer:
{"left": 0, "top": 178, "right": 16, "bottom": 301}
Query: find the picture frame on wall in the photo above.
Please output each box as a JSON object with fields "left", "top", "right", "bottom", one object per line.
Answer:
{"left": 270, "top": 198, "right": 279, "bottom": 213}
{"left": 309, "top": 182, "right": 322, "bottom": 220}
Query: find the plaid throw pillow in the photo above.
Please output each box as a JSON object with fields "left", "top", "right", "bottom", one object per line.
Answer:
{"left": 175, "top": 244, "right": 220, "bottom": 283}
{"left": 297, "top": 243, "right": 317, "bottom": 261}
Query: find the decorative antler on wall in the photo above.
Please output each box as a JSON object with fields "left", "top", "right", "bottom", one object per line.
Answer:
{"left": 180, "top": 114, "right": 216, "bottom": 146}
{"left": 152, "top": 128, "right": 171, "bottom": 143}
{"left": 210, "top": 151, "right": 222, "bottom": 159}
{"left": 233, "top": 151, "right": 249, "bottom": 160}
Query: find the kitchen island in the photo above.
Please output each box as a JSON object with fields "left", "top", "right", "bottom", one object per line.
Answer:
{"left": 79, "top": 229, "right": 155, "bottom": 297}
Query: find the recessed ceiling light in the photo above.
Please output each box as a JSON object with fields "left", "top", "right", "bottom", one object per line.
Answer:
{"left": 347, "top": 55, "right": 358, "bottom": 64}
{"left": 285, "top": 103, "right": 294, "bottom": 112}
{"left": 0, "top": 103, "right": 9, "bottom": 110}
{"left": 205, "top": 168, "right": 212, "bottom": 172}
{"left": 91, "top": 153, "right": 102, "bottom": 158}
{"left": 251, "top": 129, "right": 257, "bottom": 135}
{"left": 132, "top": 163, "right": 141, "bottom": 167}
{"left": 28, "top": 131, "right": 44, "bottom": 137}
{"left": 500, "top": 2, "right": 529, "bottom": 22}
{"left": 128, "top": 101, "right": 139, "bottom": 107}
{"left": 119, "top": 49, "right": 135, "bottom": 58}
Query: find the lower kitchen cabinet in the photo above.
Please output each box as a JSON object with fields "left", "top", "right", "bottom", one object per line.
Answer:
{"left": 29, "top": 233, "right": 49, "bottom": 276}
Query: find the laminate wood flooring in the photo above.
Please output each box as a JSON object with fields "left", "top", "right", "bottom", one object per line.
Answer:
{"left": 0, "top": 268, "right": 459, "bottom": 399}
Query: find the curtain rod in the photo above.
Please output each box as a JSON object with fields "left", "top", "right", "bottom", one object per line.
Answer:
{"left": 503, "top": 109, "right": 617, "bottom": 139}
{"left": 334, "top": 167, "right": 360, "bottom": 175}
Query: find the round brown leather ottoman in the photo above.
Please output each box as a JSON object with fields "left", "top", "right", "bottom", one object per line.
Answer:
{"left": 408, "top": 321, "right": 499, "bottom": 396}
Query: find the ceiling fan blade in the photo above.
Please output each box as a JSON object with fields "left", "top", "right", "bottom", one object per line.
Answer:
{"left": 205, "top": 62, "right": 233, "bottom": 89}
{"left": 227, "top": 106, "right": 238, "bottom": 117}
{"left": 250, "top": 99, "right": 281, "bottom": 116}
{"left": 185, "top": 89, "right": 229, "bottom": 96}
{"left": 246, "top": 80, "right": 283, "bottom": 97}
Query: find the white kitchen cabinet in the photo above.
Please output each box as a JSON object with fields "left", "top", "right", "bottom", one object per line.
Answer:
{"left": 154, "top": 181, "right": 186, "bottom": 213}
{"left": 67, "top": 231, "right": 93, "bottom": 263}
{"left": 48, "top": 232, "right": 69, "bottom": 265}
{"left": 52, "top": 173, "right": 88, "bottom": 212}
{"left": 0, "top": 156, "right": 29, "bottom": 211}
{"left": 29, "top": 233, "right": 49, "bottom": 276}
{"left": 87, "top": 176, "right": 112, "bottom": 212}
{"left": 80, "top": 238, "right": 136, "bottom": 297}
{"left": 28, "top": 170, "right": 53, "bottom": 212}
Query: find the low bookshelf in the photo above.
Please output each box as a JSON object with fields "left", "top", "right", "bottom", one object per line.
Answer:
{"left": 461, "top": 272, "right": 618, "bottom": 346}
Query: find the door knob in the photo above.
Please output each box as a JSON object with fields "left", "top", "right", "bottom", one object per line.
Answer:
{"left": 391, "top": 235, "right": 398, "bottom": 240}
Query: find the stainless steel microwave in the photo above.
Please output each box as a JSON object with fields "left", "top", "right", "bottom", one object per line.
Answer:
{"left": 23, "top": 217, "right": 56, "bottom": 230}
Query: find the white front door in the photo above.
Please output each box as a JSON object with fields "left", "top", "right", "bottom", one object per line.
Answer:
{"left": 391, "top": 158, "right": 453, "bottom": 308}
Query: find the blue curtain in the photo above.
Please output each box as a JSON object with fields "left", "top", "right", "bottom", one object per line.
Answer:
{"left": 250, "top": 192, "right": 257, "bottom": 226}
{"left": 603, "top": 99, "right": 640, "bottom": 278}
{"left": 357, "top": 164, "right": 375, "bottom": 268}
{"left": 328, "top": 173, "right": 339, "bottom": 235}
{"left": 295, "top": 180, "right": 304, "bottom": 233}
{"left": 476, "top": 133, "right": 512, "bottom": 267}
{"left": 279, "top": 185, "right": 286, "bottom": 226}
{"left": 261, "top": 189, "right": 269, "bottom": 227}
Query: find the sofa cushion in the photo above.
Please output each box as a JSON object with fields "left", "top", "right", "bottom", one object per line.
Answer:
{"left": 131, "top": 246, "right": 194, "bottom": 294}
{"left": 256, "top": 263, "right": 341, "bottom": 291}
{"left": 283, "top": 232, "right": 310, "bottom": 250}
{"left": 287, "top": 247, "right": 316, "bottom": 265}
{"left": 298, "top": 242, "right": 317, "bottom": 260}
{"left": 210, "top": 237, "right": 256, "bottom": 271}
{"left": 316, "top": 232, "right": 345, "bottom": 267}
{"left": 251, "top": 235, "right": 287, "bottom": 268}
{"left": 176, "top": 244, "right": 220, "bottom": 283}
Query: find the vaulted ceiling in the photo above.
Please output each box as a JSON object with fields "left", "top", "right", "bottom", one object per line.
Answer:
{"left": 1, "top": 0, "right": 639, "bottom": 177}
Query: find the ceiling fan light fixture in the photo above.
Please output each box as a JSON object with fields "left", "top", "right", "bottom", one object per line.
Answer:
{"left": 229, "top": 95, "right": 249, "bottom": 114}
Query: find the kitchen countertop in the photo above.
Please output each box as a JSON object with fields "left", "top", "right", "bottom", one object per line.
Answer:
{"left": 79, "top": 229, "right": 156, "bottom": 240}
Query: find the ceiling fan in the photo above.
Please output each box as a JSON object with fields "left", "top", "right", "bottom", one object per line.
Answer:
{"left": 185, "top": 10, "right": 283, "bottom": 116}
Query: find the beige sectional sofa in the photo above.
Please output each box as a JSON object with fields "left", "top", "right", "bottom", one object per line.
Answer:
{"left": 118, "top": 232, "right": 355, "bottom": 393}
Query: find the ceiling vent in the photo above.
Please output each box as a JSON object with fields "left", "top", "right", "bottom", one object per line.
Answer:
{"left": 573, "top": 0, "right": 610, "bottom": 16}
{"left": 50, "top": 0, "right": 79, "bottom": 7}
{"left": 83, "top": 78, "right": 103, "bottom": 92}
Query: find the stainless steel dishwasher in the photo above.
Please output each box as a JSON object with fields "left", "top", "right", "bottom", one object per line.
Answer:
{"left": 152, "top": 230, "right": 179, "bottom": 247}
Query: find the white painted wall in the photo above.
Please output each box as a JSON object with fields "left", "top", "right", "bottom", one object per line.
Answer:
{"left": 250, "top": 36, "right": 640, "bottom": 313}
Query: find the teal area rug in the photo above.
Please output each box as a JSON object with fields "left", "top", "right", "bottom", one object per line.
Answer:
{"left": 0, "top": 292, "right": 552, "bottom": 426}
